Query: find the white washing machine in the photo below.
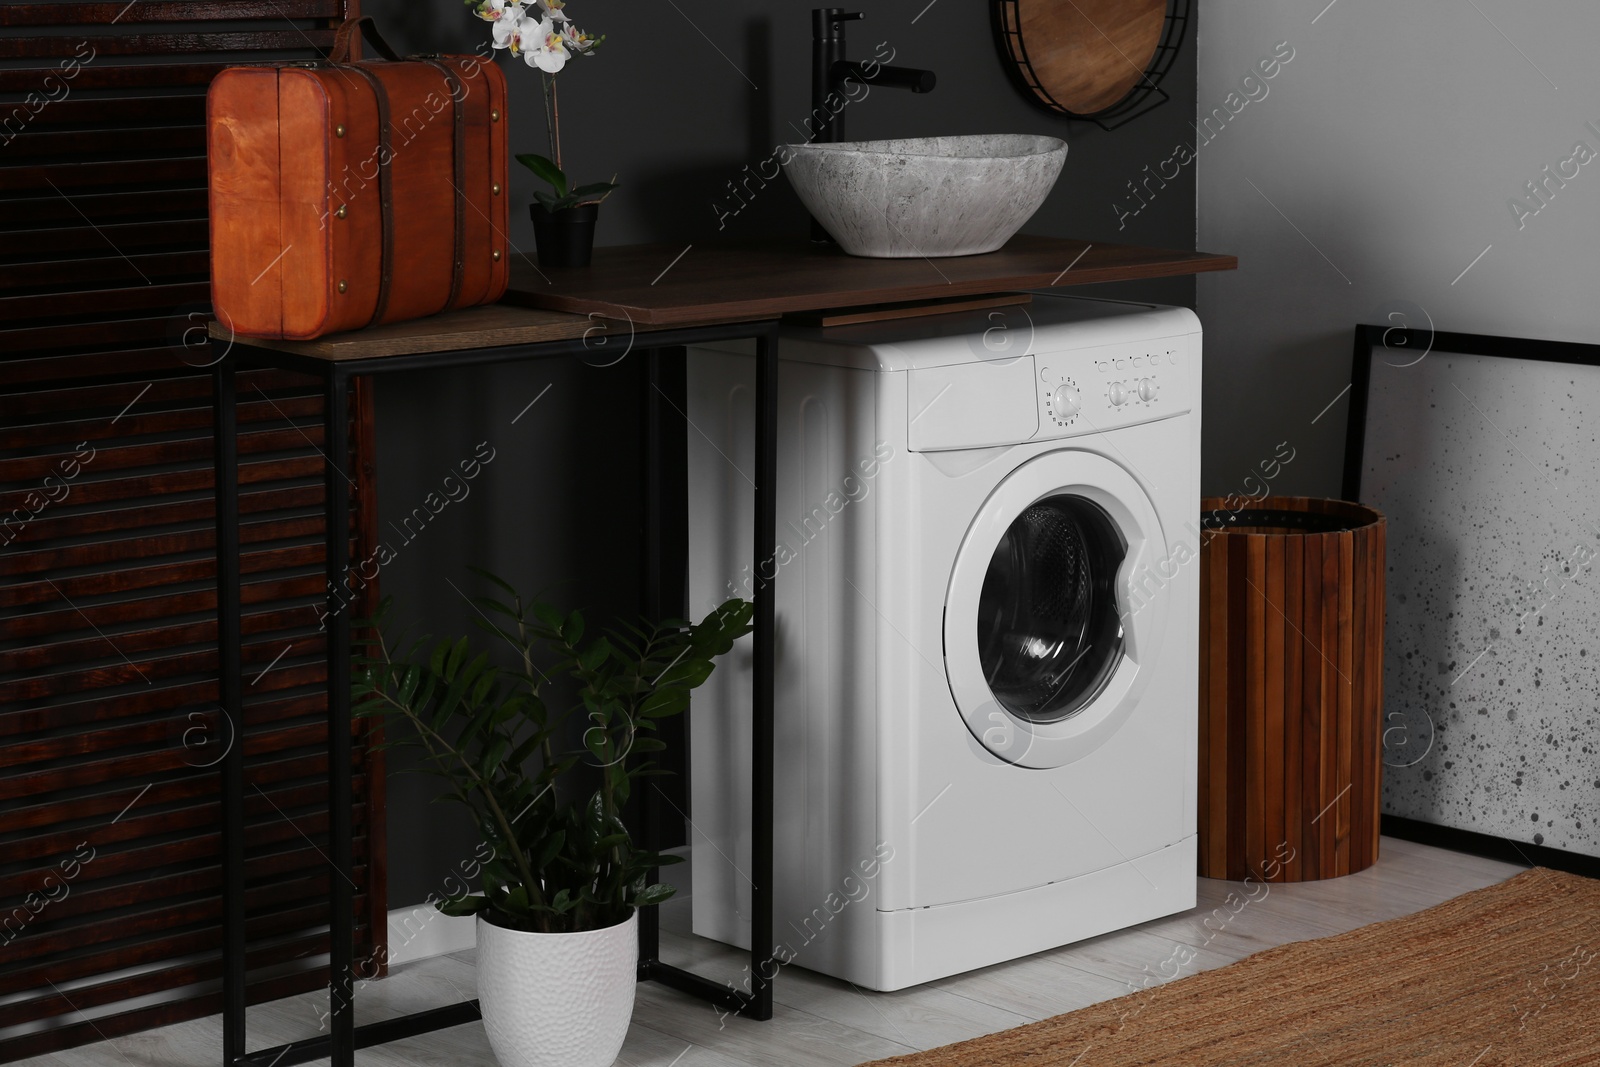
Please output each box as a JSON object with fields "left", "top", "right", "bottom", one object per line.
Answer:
{"left": 685, "top": 294, "right": 1200, "bottom": 991}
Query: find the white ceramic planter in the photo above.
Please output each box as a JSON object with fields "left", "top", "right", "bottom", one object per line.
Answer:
{"left": 476, "top": 911, "right": 638, "bottom": 1067}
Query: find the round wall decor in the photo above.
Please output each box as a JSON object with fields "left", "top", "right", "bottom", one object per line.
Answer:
{"left": 994, "top": 0, "right": 1191, "bottom": 129}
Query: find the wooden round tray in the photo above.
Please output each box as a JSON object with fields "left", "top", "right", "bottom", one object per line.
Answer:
{"left": 996, "top": 0, "right": 1167, "bottom": 117}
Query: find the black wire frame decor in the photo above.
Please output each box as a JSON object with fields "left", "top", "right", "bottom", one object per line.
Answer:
{"left": 991, "top": 0, "right": 1192, "bottom": 131}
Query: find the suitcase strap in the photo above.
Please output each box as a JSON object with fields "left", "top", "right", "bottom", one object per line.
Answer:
{"left": 330, "top": 16, "right": 402, "bottom": 63}
{"left": 415, "top": 59, "right": 468, "bottom": 312}
{"left": 342, "top": 64, "right": 395, "bottom": 327}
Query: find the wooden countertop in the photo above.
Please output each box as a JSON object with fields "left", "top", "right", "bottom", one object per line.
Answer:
{"left": 209, "top": 303, "right": 637, "bottom": 361}
{"left": 505, "top": 235, "right": 1236, "bottom": 325}
{"left": 210, "top": 235, "right": 1235, "bottom": 361}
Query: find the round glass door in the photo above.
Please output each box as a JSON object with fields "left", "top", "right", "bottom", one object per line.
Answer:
{"left": 976, "top": 496, "right": 1126, "bottom": 723}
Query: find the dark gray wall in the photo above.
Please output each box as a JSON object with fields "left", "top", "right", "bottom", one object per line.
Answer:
{"left": 367, "top": 0, "right": 1201, "bottom": 908}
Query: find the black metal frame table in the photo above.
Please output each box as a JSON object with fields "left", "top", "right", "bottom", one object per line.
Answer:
{"left": 209, "top": 317, "right": 782, "bottom": 1067}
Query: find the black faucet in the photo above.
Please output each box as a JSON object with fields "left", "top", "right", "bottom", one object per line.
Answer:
{"left": 810, "top": 8, "right": 935, "bottom": 145}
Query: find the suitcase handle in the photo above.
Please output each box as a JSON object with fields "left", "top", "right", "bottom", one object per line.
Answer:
{"left": 329, "top": 16, "right": 403, "bottom": 63}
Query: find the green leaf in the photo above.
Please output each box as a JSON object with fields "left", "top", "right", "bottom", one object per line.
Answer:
{"left": 515, "top": 153, "right": 568, "bottom": 197}
{"left": 435, "top": 893, "right": 489, "bottom": 917}
{"left": 479, "top": 737, "right": 511, "bottom": 778}
{"left": 578, "top": 637, "right": 610, "bottom": 673}
{"left": 633, "top": 883, "right": 676, "bottom": 907}
{"left": 397, "top": 664, "right": 421, "bottom": 707}
{"left": 569, "top": 182, "right": 619, "bottom": 205}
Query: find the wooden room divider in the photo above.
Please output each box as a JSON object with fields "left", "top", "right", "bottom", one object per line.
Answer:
{"left": 0, "top": 2, "right": 386, "bottom": 1060}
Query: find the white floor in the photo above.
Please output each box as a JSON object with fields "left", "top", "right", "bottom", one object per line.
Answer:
{"left": 15, "top": 837, "right": 1525, "bottom": 1067}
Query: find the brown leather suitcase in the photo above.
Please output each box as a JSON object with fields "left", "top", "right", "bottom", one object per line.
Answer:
{"left": 208, "top": 18, "right": 510, "bottom": 340}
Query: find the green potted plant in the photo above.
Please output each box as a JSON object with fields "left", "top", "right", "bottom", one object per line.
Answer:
{"left": 471, "top": 0, "right": 617, "bottom": 267}
{"left": 354, "top": 572, "right": 752, "bottom": 1067}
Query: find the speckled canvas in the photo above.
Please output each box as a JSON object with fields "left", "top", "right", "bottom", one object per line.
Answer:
{"left": 1359, "top": 349, "right": 1600, "bottom": 858}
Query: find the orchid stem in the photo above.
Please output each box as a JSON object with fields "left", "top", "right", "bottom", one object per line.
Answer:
{"left": 550, "top": 76, "right": 562, "bottom": 174}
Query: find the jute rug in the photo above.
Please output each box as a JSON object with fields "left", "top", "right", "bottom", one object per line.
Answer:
{"left": 861, "top": 867, "right": 1599, "bottom": 1066}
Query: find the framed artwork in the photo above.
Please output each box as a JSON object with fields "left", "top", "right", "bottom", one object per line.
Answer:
{"left": 1345, "top": 324, "right": 1600, "bottom": 876}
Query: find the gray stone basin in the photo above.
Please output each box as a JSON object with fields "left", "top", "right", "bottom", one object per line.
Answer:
{"left": 781, "top": 134, "right": 1067, "bottom": 258}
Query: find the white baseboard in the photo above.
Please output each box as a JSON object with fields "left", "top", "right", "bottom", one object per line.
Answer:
{"left": 385, "top": 904, "right": 478, "bottom": 967}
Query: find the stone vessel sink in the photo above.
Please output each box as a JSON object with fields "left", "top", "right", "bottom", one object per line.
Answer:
{"left": 781, "top": 134, "right": 1067, "bottom": 258}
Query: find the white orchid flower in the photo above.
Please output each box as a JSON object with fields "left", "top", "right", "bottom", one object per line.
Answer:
{"left": 524, "top": 18, "right": 570, "bottom": 72}
{"left": 475, "top": 0, "right": 515, "bottom": 23}
{"left": 491, "top": 4, "right": 528, "bottom": 51}
{"left": 537, "top": 0, "right": 569, "bottom": 23}
{"left": 560, "top": 22, "right": 597, "bottom": 54}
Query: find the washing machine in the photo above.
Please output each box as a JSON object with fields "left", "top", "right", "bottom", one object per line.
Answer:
{"left": 684, "top": 293, "right": 1200, "bottom": 991}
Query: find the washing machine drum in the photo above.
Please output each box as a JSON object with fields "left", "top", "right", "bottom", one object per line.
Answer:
{"left": 977, "top": 497, "right": 1125, "bottom": 723}
{"left": 945, "top": 450, "right": 1169, "bottom": 769}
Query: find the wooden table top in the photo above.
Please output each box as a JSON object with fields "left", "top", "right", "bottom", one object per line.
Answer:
{"left": 208, "top": 303, "right": 651, "bottom": 361}
{"left": 209, "top": 235, "right": 1235, "bottom": 360}
{"left": 505, "top": 235, "right": 1237, "bottom": 325}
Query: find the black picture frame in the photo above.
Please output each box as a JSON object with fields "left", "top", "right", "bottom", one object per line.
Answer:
{"left": 1345, "top": 323, "right": 1600, "bottom": 881}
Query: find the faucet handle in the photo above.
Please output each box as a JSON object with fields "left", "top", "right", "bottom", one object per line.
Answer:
{"left": 813, "top": 8, "right": 864, "bottom": 40}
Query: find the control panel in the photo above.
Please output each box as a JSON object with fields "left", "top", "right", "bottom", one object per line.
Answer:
{"left": 1034, "top": 335, "right": 1191, "bottom": 441}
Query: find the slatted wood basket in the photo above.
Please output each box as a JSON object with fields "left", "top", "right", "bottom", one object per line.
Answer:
{"left": 1197, "top": 497, "right": 1386, "bottom": 882}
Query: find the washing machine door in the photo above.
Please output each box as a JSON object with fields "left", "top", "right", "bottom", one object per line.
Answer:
{"left": 944, "top": 450, "right": 1168, "bottom": 769}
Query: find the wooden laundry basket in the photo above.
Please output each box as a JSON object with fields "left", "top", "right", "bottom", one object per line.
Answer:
{"left": 1197, "top": 496, "right": 1386, "bottom": 881}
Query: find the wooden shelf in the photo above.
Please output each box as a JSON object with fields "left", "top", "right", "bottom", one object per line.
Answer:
{"left": 209, "top": 236, "right": 1236, "bottom": 361}
{"left": 505, "top": 235, "right": 1236, "bottom": 326}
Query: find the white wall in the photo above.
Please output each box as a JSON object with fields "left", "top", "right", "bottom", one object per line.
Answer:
{"left": 1196, "top": 0, "right": 1600, "bottom": 493}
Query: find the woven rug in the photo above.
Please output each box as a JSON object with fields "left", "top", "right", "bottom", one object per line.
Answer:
{"left": 861, "top": 867, "right": 1599, "bottom": 1066}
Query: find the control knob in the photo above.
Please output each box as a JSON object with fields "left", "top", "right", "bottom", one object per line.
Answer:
{"left": 1138, "top": 377, "right": 1158, "bottom": 402}
{"left": 1050, "top": 384, "right": 1081, "bottom": 418}
{"left": 1107, "top": 381, "right": 1129, "bottom": 406}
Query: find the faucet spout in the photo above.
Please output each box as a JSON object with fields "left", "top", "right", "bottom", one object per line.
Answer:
{"left": 807, "top": 7, "right": 937, "bottom": 241}
{"left": 833, "top": 61, "right": 936, "bottom": 94}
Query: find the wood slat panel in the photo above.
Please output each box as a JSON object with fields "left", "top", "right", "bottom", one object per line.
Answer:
{"left": 0, "top": 931, "right": 368, "bottom": 1063}
{"left": 5, "top": 769, "right": 351, "bottom": 866}
{"left": 0, "top": 928, "right": 331, "bottom": 1032}
{"left": 2, "top": 745, "right": 348, "bottom": 831}
{"left": 0, "top": 126, "right": 205, "bottom": 163}
{"left": 7, "top": 872, "right": 370, "bottom": 962}
{"left": 0, "top": 64, "right": 227, "bottom": 93}
{"left": 2, "top": 1, "right": 342, "bottom": 25}
{"left": 0, "top": 4, "right": 382, "bottom": 1059}
{"left": 0, "top": 426, "right": 323, "bottom": 483}
{"left": 0, "top": 281, "right": 210, "bottom": 322}
{"left": 0, "top": 31, "right": 338, "bottom": 59}
{"left": 0, "top": 662, "right": 328, "bottom": 739}
{"left": 0, "top": 367, "right": 304, "bottom": 419}
{"left": 0, "top": 96, "right": 206, "bottom": 129}
{"left": 0, "top": 394, "right": 320, "bottom": 451}
{"left": 0, "top": 269, "right": 207, "bottom": 311}
{"left": 0, "top": 898, "right": 366, "bottom": 1002}
{"left": 0, "top": 220, "right": 210, "bottom": 262}
{"left": 0, "top": 157, "right": 206, "bottom": 194}
{"left": 1, "top": 715, "right": 335, "bottom": 801}
{"left": 1197, "top": 497, "right": 1386, "bottom": 881}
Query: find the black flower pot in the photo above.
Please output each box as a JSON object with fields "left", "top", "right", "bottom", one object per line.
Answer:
{"left": 530, "top": 202, "right": 599, "bottom": 268}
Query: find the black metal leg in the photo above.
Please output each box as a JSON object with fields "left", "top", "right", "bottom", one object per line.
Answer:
{"left": 324, "top": 369, "right": 356, "bottom": 1067}
{"left": 213, "top": 348, "right": 246, "bottom": 1067}
{"left": 748, "top": 326, "right": 778, "bottom": 1021}
{"left": 216, "top": 323, "right": 783, "bottom": 1067}
{"left": 638, "top": 347, "right": 663, "bottom": 975}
